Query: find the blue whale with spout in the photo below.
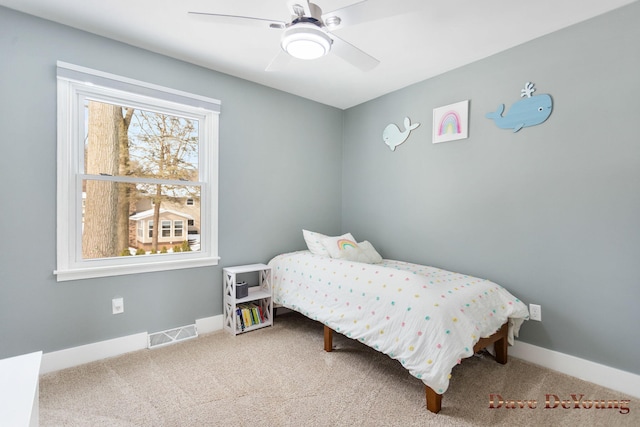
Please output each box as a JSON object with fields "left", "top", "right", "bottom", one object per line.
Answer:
{"left": 486, "top": 94, "right": 553, "bottom": 132}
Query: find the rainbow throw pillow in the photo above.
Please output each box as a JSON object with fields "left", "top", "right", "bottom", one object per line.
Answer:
{"left": 321, "top": 236, "right": 382, "bottom": 264}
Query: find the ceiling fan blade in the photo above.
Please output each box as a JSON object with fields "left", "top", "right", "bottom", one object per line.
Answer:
{"left": 188, "top": 11, "right": 286, "bottom": 29}
{"left": 322, "top": 0, "right": 423, "bottom": 30}
{"left": 330, "top": 34, "right": 379, "bottom": 72}
{"left": 265, "top": 50, "right": 292, "bottom": 72}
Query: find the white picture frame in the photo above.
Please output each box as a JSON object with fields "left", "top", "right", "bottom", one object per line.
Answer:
{"left": 432, "top": 100, "right": 469, "bottom": 144}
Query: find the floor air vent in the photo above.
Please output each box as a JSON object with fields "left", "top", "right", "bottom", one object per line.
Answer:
{"left": 148, "top": 324, "right": 198, "bottom": 349}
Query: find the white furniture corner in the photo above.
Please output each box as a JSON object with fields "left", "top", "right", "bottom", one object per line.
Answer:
{"left": 0, "top": 350, "right": 42, "bottom": 427}
{"left": 223, "top": 263, "right": 273, "bottom": 335}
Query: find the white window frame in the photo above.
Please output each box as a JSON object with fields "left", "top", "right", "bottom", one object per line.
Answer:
{"left": 55, "top": 61, "right": 220, "bottom": 281}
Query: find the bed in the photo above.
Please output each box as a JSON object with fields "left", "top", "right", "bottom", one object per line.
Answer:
{"left": 268, "top": 232, "right": 529, "bottom": 413}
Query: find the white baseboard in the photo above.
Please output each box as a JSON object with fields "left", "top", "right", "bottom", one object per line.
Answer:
{"left": 195, "top": 314, "right": 223, "bottom": 334}
{"left": 40, "top": 314, "right": 223, "bottom": 374}
{"left": 510, "top": 340, "right": 640, "bottom": 399}
{"left": 40, "top": 332, "right": 148, "bottom": 374}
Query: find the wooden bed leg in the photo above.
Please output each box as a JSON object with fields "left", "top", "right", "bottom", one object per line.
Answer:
{"left": 324, "top": 325, "right": 333, "bottom": 352}
{"left": 494, "top": 323, "right": 508, "bottom": 365}
{"left": 426, "top": 386, "right": 442, "bottom": 413}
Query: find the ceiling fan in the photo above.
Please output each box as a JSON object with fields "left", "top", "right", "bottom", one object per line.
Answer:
{"left": 188, "top": 0, "right": 405, "bottom": 72}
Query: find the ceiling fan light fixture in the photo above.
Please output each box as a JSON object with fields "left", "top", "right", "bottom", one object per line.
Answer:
{"left": 281, "top": 23, "right": 332, "bottom": 60}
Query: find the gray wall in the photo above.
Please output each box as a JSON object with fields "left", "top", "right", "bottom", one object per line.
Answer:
{"left": 1, "top": 2, "right": 638, "bottom": 378}
{"left": 342, "top": 2, "right": 640, "bottom": 374}
{"left": 0, "top": 7, "right": 342, "bottom": 357}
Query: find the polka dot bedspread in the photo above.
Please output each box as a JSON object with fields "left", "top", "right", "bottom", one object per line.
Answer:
{"left": 269, "top": 250, "right": 529, "bottom": 394}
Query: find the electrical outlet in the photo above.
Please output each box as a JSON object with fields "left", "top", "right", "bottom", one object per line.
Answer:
{"left": 529, "top": 303, "right": 541, "bottom": 321}
{"left": 112, "top": 297, "right": 124, "bottom": 314}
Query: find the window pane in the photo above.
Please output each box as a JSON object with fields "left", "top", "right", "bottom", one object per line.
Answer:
{"left": 82, "top": 180, "right": 201, "bottom": 259}
{"left": 84, "top": 100, "right": 199, "bottom": 181}
{"left": 162, "top": 220, "right": 171, "bottom": 237}
{"left": 174, "top": 220, "right": 184, "bottom": 237}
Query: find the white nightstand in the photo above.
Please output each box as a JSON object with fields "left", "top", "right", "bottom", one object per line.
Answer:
{"left": 223, "top": 264, "right": 273, "bottom": 335}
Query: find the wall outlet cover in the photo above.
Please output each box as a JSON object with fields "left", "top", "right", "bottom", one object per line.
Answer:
{"left": 529, "top": 303, "right": 541, "bottom": 321}
{"left": 112, "top": 297, "right": 124, "bottom": 314}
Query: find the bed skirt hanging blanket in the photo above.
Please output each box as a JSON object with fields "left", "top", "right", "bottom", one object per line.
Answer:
{"left": 268, "top": 250, "right": 529, "bottom": 394}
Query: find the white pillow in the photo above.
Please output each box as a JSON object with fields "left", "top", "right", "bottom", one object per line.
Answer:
{"left": 303, "top": 230, "right": 354, "bottom": 256}
{"left": 321, "top": 237, "right": 382, "bottom": 264}
{"left": 357, "top": 240, "right": 383, "bottom": 264}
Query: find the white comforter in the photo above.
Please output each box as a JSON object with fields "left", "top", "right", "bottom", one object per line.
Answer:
{"left": 269, "top": 251, "right": 529, "bottom": 394}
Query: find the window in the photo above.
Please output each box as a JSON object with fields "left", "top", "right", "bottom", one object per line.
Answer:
{"left": 56, "top": 62, "right": 220, "bottom": 281}
{"left": 174, "top": 220, "right": 184, "bottom": 237}
{"left": 161, "top": 220, "right": 172, "bottom": 238}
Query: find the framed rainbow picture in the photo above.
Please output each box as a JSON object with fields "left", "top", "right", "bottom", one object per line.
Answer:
{"left": 432, "top": 100, "right": 469, "bottom": 144}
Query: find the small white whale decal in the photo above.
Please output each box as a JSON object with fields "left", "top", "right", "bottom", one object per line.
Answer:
{"left": 383, "top": 117, "right": 420, "bottom": 151}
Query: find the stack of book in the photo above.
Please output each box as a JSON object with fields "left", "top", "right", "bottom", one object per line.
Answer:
{"left": 235, "top": 303, "right": 266, "bottom": 332}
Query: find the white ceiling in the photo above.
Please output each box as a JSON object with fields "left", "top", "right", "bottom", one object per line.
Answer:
{"left": 1, "top": 0, "right": 636, "bottom": 109}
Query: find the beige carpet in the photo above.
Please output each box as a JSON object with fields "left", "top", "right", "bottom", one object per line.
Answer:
{"left": 40, "top": 312, "right": 637, "bottom": 426}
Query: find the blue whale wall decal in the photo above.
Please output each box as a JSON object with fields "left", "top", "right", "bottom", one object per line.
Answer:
{"left": 486, "top": 82, "right": 553, "bottom": 132}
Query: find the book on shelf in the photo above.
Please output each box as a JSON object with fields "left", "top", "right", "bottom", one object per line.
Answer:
{"left": 239, "top": 304, "right": 252, "bottom": 326}
{"left": 250, "top": 304, "right": 260, "bottom": 325}
{"left": 237, "top": 303, "right": 267, "bottom": 327}
{"left": 255, "top": 303, "right": 265, "bottom": 323}
{"left": 236, "top": 307, "right": 245, "bottom": 331}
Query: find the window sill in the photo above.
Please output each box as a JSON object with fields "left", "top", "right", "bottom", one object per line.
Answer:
{"left": 54, "top": 256, "right": 220, "bottom": 282}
